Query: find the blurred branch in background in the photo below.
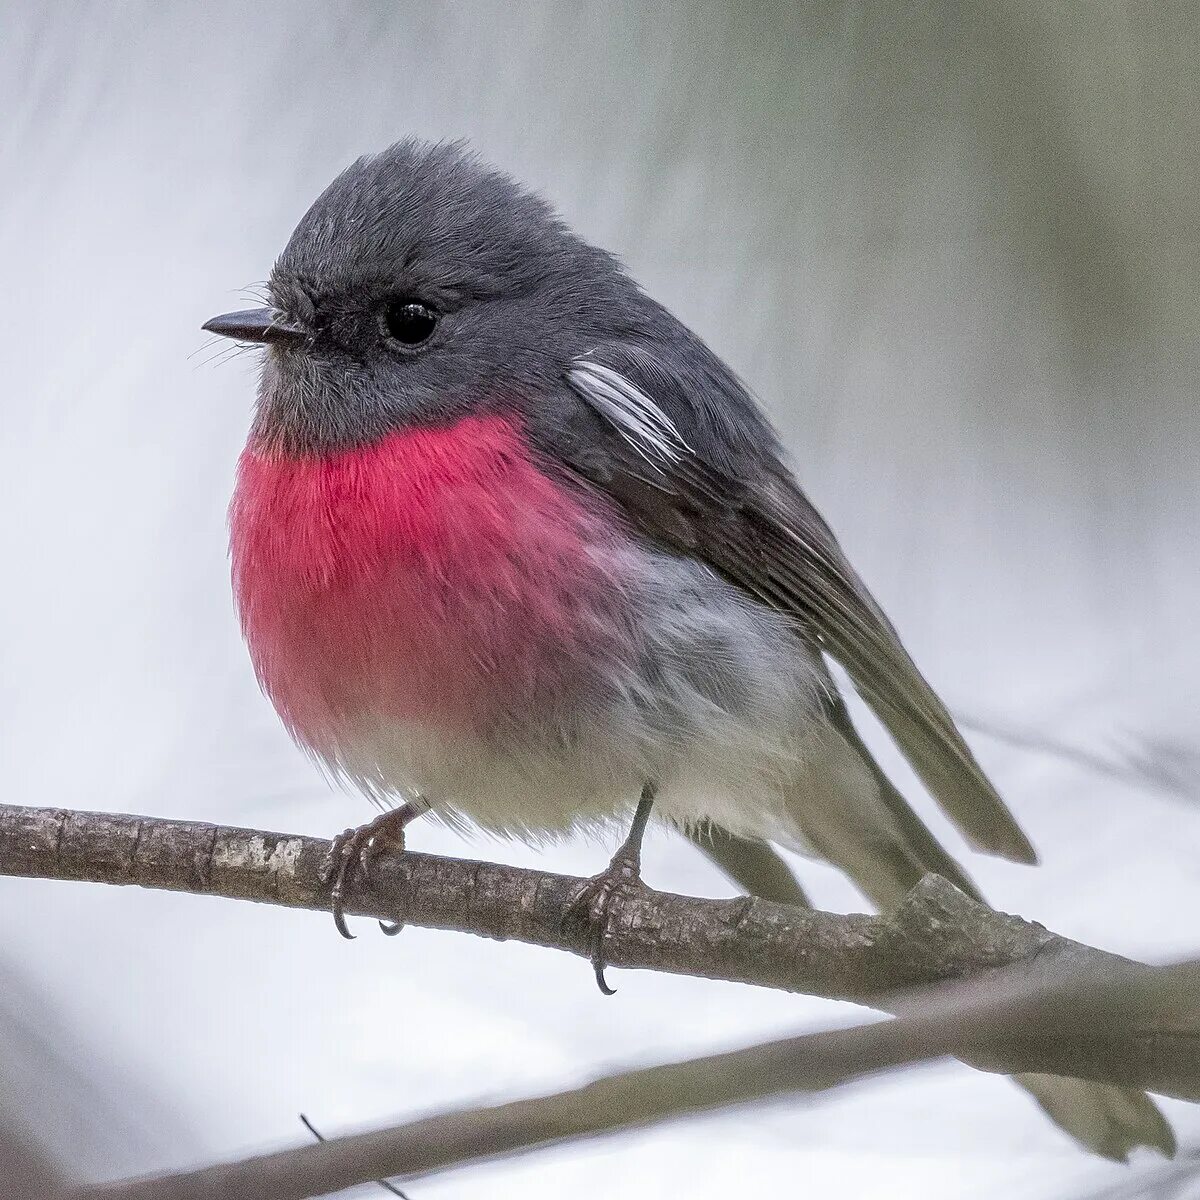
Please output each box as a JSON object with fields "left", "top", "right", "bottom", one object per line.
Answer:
{"left": 0, "top": 1128, "right": 68, "bottom": 1200}
{"left": 963, "top": 715, "right": 1200, "bottom": 804}
{"left": 0, "top": 953, "right": 202, "bottom": 1198}
{"left": 1, "top": 969, "right": 76, "bottom": 1199}
{"left": 2, "top": 802, "right": 1198, "bottom": 1099}
{"left": 1083, "top": 1156, "right": 1200, "bottom": 1200}
{"left": 72, "top": 947, "right": 1200, "bottom": 1200}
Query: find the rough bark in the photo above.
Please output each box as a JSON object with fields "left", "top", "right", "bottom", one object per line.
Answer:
{"left": 3, "top": 801, "right": 1198, "bottom": 1099}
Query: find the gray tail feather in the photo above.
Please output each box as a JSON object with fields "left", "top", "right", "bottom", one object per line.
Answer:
{"left": 687, "top": 823, "right": 811, "bottom": 907}
{"left": 824, "top": 693, "right": 984, "bottom": 904}
{"left": 747, "top": 695, "right": 1176, "bottom": 1161}
{"left": 1017, "top": 1075, "right": 1176, "bottom": 1161}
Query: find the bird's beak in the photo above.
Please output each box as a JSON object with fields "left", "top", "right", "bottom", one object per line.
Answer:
{"left": 201, "top": 307, "right": 307, "bottom": 346}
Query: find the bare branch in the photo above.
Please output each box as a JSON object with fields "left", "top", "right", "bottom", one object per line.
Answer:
{"left": 70, "top": 953, "right": 1200, "bottom": 1200}
{"left": 3, "top": 802, "right": 1198, "bottom": 1100}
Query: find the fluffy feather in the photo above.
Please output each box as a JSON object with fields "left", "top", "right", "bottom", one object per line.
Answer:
{"left": 215, "top": 137, "right": 1166, "bottom": 1157}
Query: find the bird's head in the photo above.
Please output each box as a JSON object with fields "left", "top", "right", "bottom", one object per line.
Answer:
{"left": 205, "top": 139, "right": 643, "bottom": 454}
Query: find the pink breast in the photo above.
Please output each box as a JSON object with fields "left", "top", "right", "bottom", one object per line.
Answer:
{"left": 230, "top": 415, "right": 622, "bottom": 746}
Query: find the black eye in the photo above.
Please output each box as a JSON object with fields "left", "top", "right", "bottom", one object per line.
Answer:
{"left": 382, "top": 299, "right": 438, "bottom": 346}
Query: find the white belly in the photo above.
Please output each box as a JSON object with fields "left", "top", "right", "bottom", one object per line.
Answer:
{"left": 312, "top": 548, "right": 835, "bottom": 847}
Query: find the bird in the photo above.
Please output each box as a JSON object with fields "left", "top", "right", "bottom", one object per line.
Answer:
{"left": 203, "top": 138, "right": 1171, "bottom": 1159}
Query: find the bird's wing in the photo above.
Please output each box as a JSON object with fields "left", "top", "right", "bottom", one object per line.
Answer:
{"left": 561, "top": 348, "right": 1036, "bottom": 865}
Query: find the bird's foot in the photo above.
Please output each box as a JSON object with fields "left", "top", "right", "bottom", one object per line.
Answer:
{"left": 318, "top": 805, "right": 416, "bottom": 939}
{"left": 570, "top": 843, "right": 649, "bottom": 996}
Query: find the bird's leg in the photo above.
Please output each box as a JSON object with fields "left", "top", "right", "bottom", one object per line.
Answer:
{"left": 572, "top": 784, "right": 656, "bottom": 995}
{"left": 318, "top": 802, "right": 420, "bottom": 940}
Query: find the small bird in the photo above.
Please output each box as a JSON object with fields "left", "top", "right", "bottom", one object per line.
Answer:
{"left": 204, "top": 139, "right": 1169, "bottom": 1158}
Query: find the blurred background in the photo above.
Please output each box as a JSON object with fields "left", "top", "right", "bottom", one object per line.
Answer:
{"left": 2, "top": 2, "right": 1198, "bottom": 1196}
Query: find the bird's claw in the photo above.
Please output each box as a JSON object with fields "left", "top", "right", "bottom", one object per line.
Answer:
{"left": 319, "top": 809, "right": 412, "bottom": 939}
{"left": 570, "top": 847, "right": 646, "bottom": 996}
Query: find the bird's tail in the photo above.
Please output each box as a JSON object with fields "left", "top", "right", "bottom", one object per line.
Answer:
{"left": 745, "top": 696, "right": 1175, "bottom": 1161}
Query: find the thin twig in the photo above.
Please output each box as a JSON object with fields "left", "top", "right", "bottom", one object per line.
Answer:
{"left": 299, "top": 1116, "right": 408, "bottom": 1199}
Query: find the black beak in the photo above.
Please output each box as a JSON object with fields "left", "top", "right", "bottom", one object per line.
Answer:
{"left": 201, "top": 307, "right": 307, "bottom": 346}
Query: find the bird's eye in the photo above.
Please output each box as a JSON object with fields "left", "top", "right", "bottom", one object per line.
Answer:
{"left": 382, "top": 299, "right": 438, "bottom": 346}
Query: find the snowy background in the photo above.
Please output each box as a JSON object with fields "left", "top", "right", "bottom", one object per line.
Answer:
{"left": 2, "top": 2, "right": 1199, "bottom": 1196}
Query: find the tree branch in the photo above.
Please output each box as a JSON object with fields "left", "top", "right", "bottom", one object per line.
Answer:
{"left": 71, "top": 952, "right": 1200, "bottom": 1200}
{"left": 2, "top": 802, "right": 1198, "bottom": 1098}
